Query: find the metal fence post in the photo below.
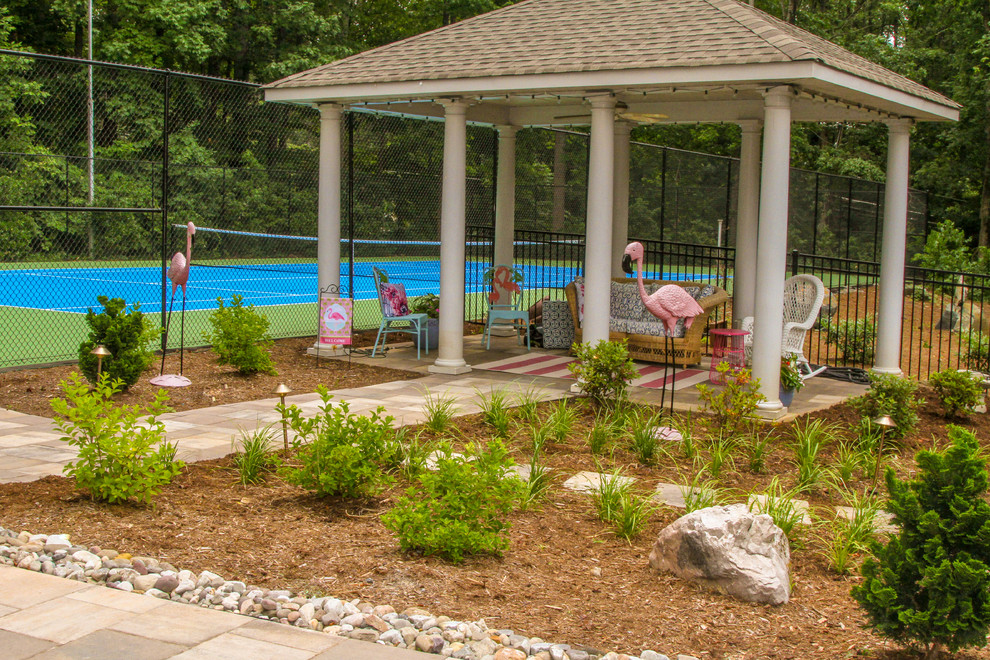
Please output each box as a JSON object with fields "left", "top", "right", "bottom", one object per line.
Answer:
{"left": 161, "top": 69, "right": 170, "bottom": 351}
{"left": 791, "top": 249, "right": 799, "bottom": 277}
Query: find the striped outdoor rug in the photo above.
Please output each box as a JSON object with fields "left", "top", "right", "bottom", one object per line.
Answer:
{"left": 473, "top": 353, "right": 711, "bottom": 391}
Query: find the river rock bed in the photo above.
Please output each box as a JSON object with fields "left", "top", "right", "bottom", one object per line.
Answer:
{"left": 0, "top": 527, "right": 695, "bottom": 660}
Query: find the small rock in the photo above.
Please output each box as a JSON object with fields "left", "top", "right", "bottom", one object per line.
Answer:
{"left": 115, "top": 581, "right": 134, "bottom": 592}
{"left": 416, "top": 634, "right": 445, "bottom": 654}
{"left": 154, "top": 574, "right": 180, "bottom": 593}
{"left": 132, "top": 574, "right": 158, "bottom": 592}
{"left": 44, "top": 534, "right": 72, "bottom": 553}
{"left": 380, "top": 629, "right": 403, "bottom": 646}
{"left": 640, "top": 652, "right": 670, "bottom": 660}
{"left": 495, "top": 650, "right": 527, "bottom": 660}
{"left": 347, "top": 628, "right": 380, "bottom": 643}
{"left": 364, "top": 613, "right": 391, "bottom": 633}
{"left": 341, "top": 613, "right": 364, "bottom": 628}
{"left": 131, "top": 559, "right": 149, "bottom": 575}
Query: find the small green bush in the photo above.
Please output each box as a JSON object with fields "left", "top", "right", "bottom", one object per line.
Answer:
{"left": 78, "top": 296, "right": 159, "bottom": 388}
{"left": 695, "top": 363, "right": 765, "bottom": 437}
{"left": 822, "top": 317, "right": 876, "bottom": 365}
{"left": 568, "top": 339, "right": 639, "bottom": 408}
{"left": 850, "top": 372, "right": 922, "bottom": 439}
{"left": 203, "top": 294, "right": 276, "bottom": 375}
{"left": 281, "top": 388, "right": 395, "bottom": 498}
{"left": 51, "top": 372, "right": 181, "bottom": 504}
{"left": 382, "top": 440, "right": 524, "bottom": 563}
{"left": 928, "top": 369, "right": 984, "bottom": 418}
{"left": 853, "top": 426, "right": 990, "bottom": 657}
{"left": 233, "top": 424, "right": 280, "bottom": 485}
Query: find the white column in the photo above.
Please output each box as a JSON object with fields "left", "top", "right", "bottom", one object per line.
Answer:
{"left": 430, "top": 99, "right": 472, "bottom": 375}
{"left": 733, "top": 120, "right": 762, "bottom": 325}
{"left": 315, "top": 103, "right": 342, "bottom": 351}
{"left": 583, "top": 96, "right": 616, "bottom": 345}
{"left": 873, "top": 119, "right": 912, "bottom": 375}
{"left": 752, "top": 87, "right": 793, "bottom": 412}
{"left": 493, "top": 125, "right": 518, "bottom": 268}
{"left": 611, "top": 122, "right": 632, "bottom": 277}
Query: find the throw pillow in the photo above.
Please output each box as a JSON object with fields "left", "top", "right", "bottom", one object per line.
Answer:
{"left": 380, "top": 283, "right": 409, "bottom": 317}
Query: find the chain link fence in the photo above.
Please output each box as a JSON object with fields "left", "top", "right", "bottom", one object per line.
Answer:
{"left": 0, "top": 49, "right": 976, "bottom": 370}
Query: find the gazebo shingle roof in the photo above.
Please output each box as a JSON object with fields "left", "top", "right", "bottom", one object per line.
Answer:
{"left": 266, "top": 0, "right": 956, "bottom": 109}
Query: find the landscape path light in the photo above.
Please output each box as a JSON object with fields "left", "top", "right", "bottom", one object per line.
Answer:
{"left": 871, "top": 414, "right": 897, "bottom": 492}
{"left": 91, "top": 344, "right": 111, "bottom": 380}
{"left": 275, "top": 383, "right": 292, "bottom": 453}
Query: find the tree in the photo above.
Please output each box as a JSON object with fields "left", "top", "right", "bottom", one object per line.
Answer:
{"left": 852, "top": 426, "right": 990, "bottom": 658}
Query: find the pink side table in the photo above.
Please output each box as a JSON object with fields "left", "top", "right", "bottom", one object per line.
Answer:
{"left": 709, "top": 328, "right": 750, "bottom": 385}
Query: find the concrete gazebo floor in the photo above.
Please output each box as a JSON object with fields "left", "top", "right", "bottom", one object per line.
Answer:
{"left": 332, "top": 333, "right": 869, "bottom": 422}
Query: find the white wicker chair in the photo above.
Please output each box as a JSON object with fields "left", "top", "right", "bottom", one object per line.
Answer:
{"left": 741, "top": 274, "right": 826, "bottom": 378}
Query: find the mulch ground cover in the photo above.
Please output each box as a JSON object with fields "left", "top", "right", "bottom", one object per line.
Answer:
{"left": 1, "top": 336, "right": 989, "bottom": 659}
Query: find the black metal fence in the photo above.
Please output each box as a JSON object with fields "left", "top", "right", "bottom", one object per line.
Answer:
{"left": 0, "top": 49, "right": 982, "bottom": 375}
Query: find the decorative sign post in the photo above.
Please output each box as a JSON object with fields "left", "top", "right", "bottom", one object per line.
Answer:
{"left": 319, "top": 295, "right": 353, "bottom": 347}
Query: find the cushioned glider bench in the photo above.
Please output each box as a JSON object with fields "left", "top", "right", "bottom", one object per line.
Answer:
{"left": 565, "top": 277, "right": 728, "bottom": 367}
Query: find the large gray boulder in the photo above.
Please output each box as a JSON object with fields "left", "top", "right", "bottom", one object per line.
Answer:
{"left": 648, "top": 504, "right": 790, "bottom": 605}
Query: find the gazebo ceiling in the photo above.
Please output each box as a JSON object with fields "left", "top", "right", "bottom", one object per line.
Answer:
{"left": 264, "top": 0, "right": 959, "bottom": 125}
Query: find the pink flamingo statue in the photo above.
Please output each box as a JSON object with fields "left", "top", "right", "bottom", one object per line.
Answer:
{"left": 151, "top": 222, "right": 195, "bottom": 387}
{"left": 622, "top": 241, "right": 704, "bottom": 413}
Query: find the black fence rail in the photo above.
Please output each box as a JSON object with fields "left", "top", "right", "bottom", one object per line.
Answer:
{"left": 791, "top": 250, "right": 990, "bottom": 380}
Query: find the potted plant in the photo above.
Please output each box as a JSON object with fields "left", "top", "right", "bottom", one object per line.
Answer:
{"left": 779, "top": 353, "right": 804, "bottom": 406}
{"left": 409, "top": 293, "right": 440, "bottom": 350}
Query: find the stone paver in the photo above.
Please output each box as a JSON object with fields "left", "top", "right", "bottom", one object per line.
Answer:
{"left": 562, "top": 471, "right": 636, "bottom": 493}
{"left": 748, "top": 493, "right": 813, "bottom": 525}
{"left": 0, "top": 567, "right": 425, "bottom": 659}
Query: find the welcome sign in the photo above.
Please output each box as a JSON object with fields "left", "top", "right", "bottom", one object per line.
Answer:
{"left": 319, "top": 296, "right": 353, "bottom": 345}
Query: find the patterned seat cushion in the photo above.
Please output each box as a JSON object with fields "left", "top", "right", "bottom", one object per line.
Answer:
{"left": 541, "top": 300, "right": 575, "bottom": 349}
{"left": 610, "top": 317, "right": 685, "bottom": 338}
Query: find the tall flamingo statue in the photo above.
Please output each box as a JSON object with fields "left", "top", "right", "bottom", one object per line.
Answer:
{"left": 151, "top": 222, "right": 195, "bottom": 387}
{"left": 622, "top": 241, "right": 703, "bottom": 413}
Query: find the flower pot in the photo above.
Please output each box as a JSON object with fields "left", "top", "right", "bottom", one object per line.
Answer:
{"left": 412, "top": 318, "right": 439, "bottom": 351}
{"left": 779, "top": 386, "right": 796, "bottom": 407}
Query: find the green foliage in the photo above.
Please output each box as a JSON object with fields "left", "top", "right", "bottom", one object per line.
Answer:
{"left": 568, "top": 339, "right": 640, "bottom": 408}
{"left": 822, "top": 317, "right": 876, "bottom": 366}
{"left": 203, "top": 294, "right": 276, "bottom": 375}
{"left": 966, "top": 334, "right": 990, "bottom": 373}
{"left": 513, "top": 385, "right": 544, "bottom": 424}
{"left": 627, "top": 409, "right": 664, "bottom": 466}
{"left": 749, "top": 477, "right": 807, "bottom": 540}
{"left": 409, "top": 293, "right": 440, "bottom": 319}
{"left": 780, "top": 353, "right": 804, "bottom": 392}
{"left": 913, "top": 220, "right": 974, "bottom": 274}
{"left": 51, "top": 372, "right": 181, "bottom": 504}
{"left": 746, "top": 431, "right": 773, "bottom": 474}
{"left": 928, "top": 369, "right": 984, "bottom": 418}
{"left": 589, "top": 466, "right": 656, "bottom": 541}
{"left": 382, "top": 440, "right": 524, "bottom": 563}
{"left": 281, "top": 388, "right": 396, "bottom": 498}
{"left": 853, "top": 426, "right": 990, "bottom": 656}
{"left": 702, "top": 432, "right": 738, "bottom": 481}
{"left": 546, "top": 398, "right": 580, "bottom": 443}
{"left": 850, "top": 373, "right": 922, "bottom": 439}
{"left": 78, "top": 296, "right": 159, "bottom": 388}
{"left": 588, "top": 412, "right": 619, "bottom": 456}
{"left": 475, "top": 387, "right": 512, "bottom": 438}
{"left": 696, "top": 364, "right": 765, "bottom": 437}
{"left": 819, "top": 489, "right": 881, "bottom": 575}
{"left": 233, "top": 424, "right": 279, "bottom": 485}
{"left": 791, "top": 418, "right": 839, "bottom": 492}
{"left": 422, "top": 389, "right": 459, "bottom": 434}
{"left": 680, "top": 474, "right": 726, "bottom": 513}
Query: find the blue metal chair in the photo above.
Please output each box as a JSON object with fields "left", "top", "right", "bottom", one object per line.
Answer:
{"left": 482, "top": 264, "right": 530, "bottom": 351}
{"left": 372, "top": 267, "right": 428, "bottom": 359}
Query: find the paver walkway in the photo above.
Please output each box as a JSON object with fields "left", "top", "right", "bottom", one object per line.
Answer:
{"left": 0, "top": 565, "right": 424, "bottom": 659}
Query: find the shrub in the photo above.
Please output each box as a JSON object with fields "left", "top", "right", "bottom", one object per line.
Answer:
{"left": 233, "top": 424, "right": 279, "bottom": 485}
{"left": 78, "top": 296, "right": 159, "bottom": 388}
{"left": 281, "top": 388, "right": 395, "bottom": 498}
{"left": 850, "top": 373, "right": 922, "bottom": 439}
{"left": 382, "top": 440, "right": 524, "bottom": 562}
{"left": 791, "top": 418, "right": 840, "bottom": 492}
{"left": 568, "top": 339, "right": 640, "bottom": 408}
{"left": 422, "top": 389, "right": 459, "bottom": 434}
{"left": 822, "top": 317, "right": 876, "bottom": 365}
{"left": 203, "top": 294, "right": 276, "bottom": 375}
{"left": 913, "top": 220, "right": 974, "bottom": 275}
{"left": 853, "top": 426, "right": 990, "bottom": 657}
{"left": 696, "top": 363, "right": 765, "bottom": 437}
{"left": 928, "top": 369, "right": 983, "bottom": 418}
{"left": 51, "top": 372, "right": 181, "bottom": 504}
{"left": 966, "top": 334, "right": 990, "bottom": 372}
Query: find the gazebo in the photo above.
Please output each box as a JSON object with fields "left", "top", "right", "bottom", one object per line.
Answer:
{"left": 263, "top": 0, "right": 958, "bottom": 414}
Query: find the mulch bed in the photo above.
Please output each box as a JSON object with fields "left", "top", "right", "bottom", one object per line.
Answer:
{"left": 1, "top": 337, "right": 989, "bottom": 659}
